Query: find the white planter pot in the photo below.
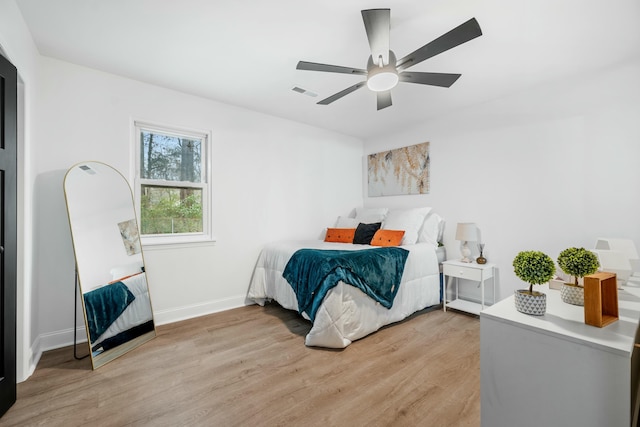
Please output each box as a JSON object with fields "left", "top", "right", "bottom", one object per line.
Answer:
{"left": 560, "top": 283, "right": 584, "bottom": 306}
{"left": 514, "top": 289, "right": 546, "bottom": 316}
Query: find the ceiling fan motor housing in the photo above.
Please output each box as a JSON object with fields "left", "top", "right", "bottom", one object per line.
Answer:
{"left": 366, "top": 51, "right": 398, "bottom": 92}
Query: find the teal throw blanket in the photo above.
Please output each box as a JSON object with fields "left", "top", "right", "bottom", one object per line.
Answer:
{"left": 283, "top": 247, "right": 409, "bottom": 322}
{"left": 83, "top": 281, "right": 136, "bottom": 342}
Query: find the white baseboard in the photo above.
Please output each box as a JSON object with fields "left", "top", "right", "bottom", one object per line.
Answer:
{"left": 18, "top": 336, "right": 41, "bottom": 383}
{"left": 39, "top": 326, "right": 88, "bottom": 352}
{"left": 18, "top": 327, "right": 87, "bottom": 383}
{"left": 153, "top": 294, "right": 249, "bottom": 326}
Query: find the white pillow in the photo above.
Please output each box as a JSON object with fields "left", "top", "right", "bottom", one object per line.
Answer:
{"left": 418, "top": 212, "right": 444, "bottom": 245}
{"left": 382, "top": 207, "right": 431, "bottom": 245}
{"left": 355, "top": 207, "right": 388, "bottom": 223}
{"left": 335, "top": 216, "right": 359, "bottom": 228}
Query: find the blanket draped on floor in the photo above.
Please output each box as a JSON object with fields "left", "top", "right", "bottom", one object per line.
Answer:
{"left": 283, "top": 247, "right": 409, "bottom": 322}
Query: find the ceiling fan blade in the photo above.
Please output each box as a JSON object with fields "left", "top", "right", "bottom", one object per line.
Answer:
{"left": 297, "top": 61, "right": 366, "bottom": 75}
{"left": 396, "top": 18, "right": 482, "bottom": 71}
{"left": 399, "top": 72, "right": 461, "bottom": 87}
{"left": 361, "top": 9, "right": 391, "bottom": 66}
{"left": 376, "top": 91, "right": 392, "bottom": 110}
{"left": 317, "top": 82, "right": 366, "bottom": 105}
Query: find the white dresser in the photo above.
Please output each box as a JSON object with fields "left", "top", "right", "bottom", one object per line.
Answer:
{"left": 480, "top": 284, "right": 640, "bottom": 427}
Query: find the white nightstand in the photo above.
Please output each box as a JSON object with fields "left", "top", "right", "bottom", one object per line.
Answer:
{"left": 442, "top": 260, "right": 495, "bottom": 315}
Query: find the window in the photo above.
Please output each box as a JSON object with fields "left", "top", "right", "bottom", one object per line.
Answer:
{"left": 134, "top": 121, "right": 212, "bottom": 245}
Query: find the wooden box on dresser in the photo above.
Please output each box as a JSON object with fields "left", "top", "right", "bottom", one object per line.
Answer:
{"left": 480, "top": 284, "right": 640, "bottom": 427}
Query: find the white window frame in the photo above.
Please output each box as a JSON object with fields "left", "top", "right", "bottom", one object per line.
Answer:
{"left": 133, "top": 120, "right": 214, "bottom": 247}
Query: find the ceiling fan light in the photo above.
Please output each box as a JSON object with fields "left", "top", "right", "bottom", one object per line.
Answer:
{"left": 367, "top": 66, "right": 399, "bottom": 92}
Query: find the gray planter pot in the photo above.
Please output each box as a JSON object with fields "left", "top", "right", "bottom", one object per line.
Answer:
{"left": 514, "top": 289, "right": 546, "bottom": 316}
{"left": 560, "top": 282, "right": 584, "bottom": 306}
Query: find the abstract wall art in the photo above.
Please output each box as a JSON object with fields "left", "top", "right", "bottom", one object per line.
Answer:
{"left": 368, "top": 142, "right": 430, "bottom": 197}
{"left": 118, "top": 218, "right": 141, "bottom": 256}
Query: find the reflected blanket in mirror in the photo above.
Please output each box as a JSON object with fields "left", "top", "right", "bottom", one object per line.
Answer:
{"left": 84, "top": 282, "right": 136, "bottom": 342}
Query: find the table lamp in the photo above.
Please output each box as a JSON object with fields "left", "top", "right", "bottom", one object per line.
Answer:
{"left": 455, "top": 222, "right": 478, "bottom": 263}
{"left": 594, "top": 238, "right": 639, "bottom": 274}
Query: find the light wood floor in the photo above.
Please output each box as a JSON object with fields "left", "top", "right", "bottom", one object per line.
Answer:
{"left": 3, "top": 304, "right": 480, "bottom": 427}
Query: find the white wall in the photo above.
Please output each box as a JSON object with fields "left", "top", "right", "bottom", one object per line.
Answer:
{"left": 31, "top": 57, "right": 362, "bottom": 365}
{"left": 364, "top": 60, "right": 640, "bottom": 303}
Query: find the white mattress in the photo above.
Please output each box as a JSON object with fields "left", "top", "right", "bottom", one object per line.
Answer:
{"left": 247, "top": 240, "right": 441, "bottom": 348}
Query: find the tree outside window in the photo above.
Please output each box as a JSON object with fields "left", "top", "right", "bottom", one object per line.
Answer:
{"left": 137, "top": 124, "right": 209, "bottom": 239}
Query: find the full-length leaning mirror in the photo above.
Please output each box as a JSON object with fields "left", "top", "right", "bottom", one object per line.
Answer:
{"left": 64, "top": 161, "right": 156, "bottom": 369}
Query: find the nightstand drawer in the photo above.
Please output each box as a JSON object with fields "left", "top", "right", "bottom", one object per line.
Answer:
{"left": 443, "top": 264, "right": 483, "bottom": 281}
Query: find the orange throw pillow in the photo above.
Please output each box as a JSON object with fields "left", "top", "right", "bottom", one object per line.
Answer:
{"left": 370, "top": 229, "right": 405, "bottom": 247}
{"left": 324, "top": 228, "right": 356, "bottom": 243}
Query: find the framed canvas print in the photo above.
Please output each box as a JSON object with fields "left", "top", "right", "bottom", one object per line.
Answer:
{"left": 368, "top": 142, "right": 430, "bottom": 197}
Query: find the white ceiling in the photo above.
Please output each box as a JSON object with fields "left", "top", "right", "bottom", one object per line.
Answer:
{"left": 16, "top": 0, "right": 640, "bottom": 139}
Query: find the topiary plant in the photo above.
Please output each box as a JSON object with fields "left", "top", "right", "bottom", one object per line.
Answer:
{"left": 513, "top": 250, "right": 556, "bottom": 293}
{"left": 557, "top": 247, "right": 600, "bottom": 286}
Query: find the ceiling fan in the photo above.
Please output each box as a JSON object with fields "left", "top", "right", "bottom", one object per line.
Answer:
{"left": 296, "top": 9, "right": 482, "bottom": 110}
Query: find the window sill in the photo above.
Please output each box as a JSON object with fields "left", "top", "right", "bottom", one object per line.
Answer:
{"left": 141, "top": 235, "right": 217, "bottom": 251}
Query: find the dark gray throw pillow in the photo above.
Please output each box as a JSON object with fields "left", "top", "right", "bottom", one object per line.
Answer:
{"left": 353, "top": 222, "right": 382, "bottom": 244}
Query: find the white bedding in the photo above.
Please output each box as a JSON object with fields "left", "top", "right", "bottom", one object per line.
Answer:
{"left": 92, "top": 272, "right": 154, "bottom": 347}
{"left": 247, "top": 240, "right": 441, "bottom": 348}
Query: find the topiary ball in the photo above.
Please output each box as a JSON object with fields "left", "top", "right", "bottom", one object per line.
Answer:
{"left": 557, "top": 247, "right": 600, "bottom": 279}
{"left": 513, "top": 250, "right": 556, "bottom": 285}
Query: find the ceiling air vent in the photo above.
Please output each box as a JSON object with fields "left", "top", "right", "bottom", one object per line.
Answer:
{"left": 292, "top": 86, "right": 318, "bottom": 97}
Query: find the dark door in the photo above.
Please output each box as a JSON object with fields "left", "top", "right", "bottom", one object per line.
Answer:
{"left": 0, "top": 52, "right": 18, "bottom": 417}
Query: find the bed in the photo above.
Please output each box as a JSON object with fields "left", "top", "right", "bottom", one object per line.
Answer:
{"left": 83, "top": 272, "right": 154, "bottom": 355}
{"left": 247, "top": 207, "right": 445, "bottom": 348}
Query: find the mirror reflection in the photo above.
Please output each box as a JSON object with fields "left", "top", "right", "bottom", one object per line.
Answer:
{"left": 64, "top": 161, "right": 155, "bottom": 369}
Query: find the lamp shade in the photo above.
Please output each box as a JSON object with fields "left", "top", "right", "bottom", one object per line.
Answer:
{"left": 455, "top": 223, "right": 478, "bottom": 242}
{"left": 594, "top": 238, "right": 639, "bottom": 261}
{"left": 592, "top": 249, "right": 632, "bottom": 283}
